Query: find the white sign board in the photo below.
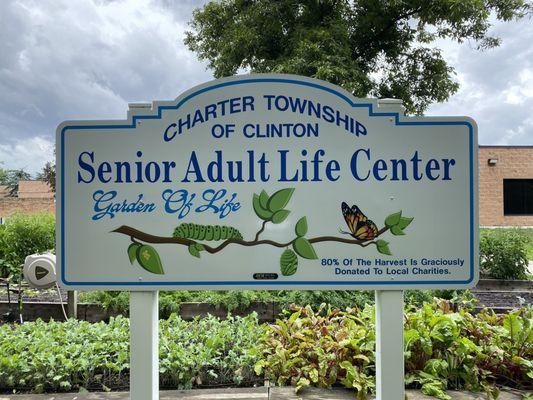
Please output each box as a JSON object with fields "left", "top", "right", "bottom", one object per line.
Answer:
{"left": 57, "top": 74, "right": 478, "bottom": 290}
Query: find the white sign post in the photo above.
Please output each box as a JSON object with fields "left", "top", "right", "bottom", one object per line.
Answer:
{"left": 375, "top": 290, "right": 404, "bottom": 400}
{"left": 130, "top": 291, "right": 159, "bottom": 400}
{"left": 57, "top": 74, "right": 478, "bottom": 400}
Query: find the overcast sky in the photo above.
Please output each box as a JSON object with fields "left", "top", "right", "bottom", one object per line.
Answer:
{"left": 0, "top": 0, "right": 531, "bottom": 175}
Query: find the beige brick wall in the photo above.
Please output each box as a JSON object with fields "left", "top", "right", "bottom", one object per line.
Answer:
{"left": 0, "top": 198, "right": 55, "bottom": 219}
{"left": 479, "top": 146, "right": 533, "bottom": 226}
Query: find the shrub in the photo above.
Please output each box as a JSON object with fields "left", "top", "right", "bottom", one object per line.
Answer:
{"left": 480, "top": 230, "right": 529, "bottom": 280}
{"left": 0, "top": 213, "right": 55, "bottom": 279}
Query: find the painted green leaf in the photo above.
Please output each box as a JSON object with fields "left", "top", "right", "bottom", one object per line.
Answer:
{"left": 293, "top": 237, "right": 318, "bottom": 260}
{"left": 267, "top": 188, "right": 295, "bottom": 212}
{"left": 280, "top": 249, "right": 298, "bottom": 276}
{"left": 259, "top": 190, "right": 269, "bottom": 209}
{"left": 385, "top": 211, "right": 402, "bottom": 228}
{"left": 295, "top": 217, "right": 308, "bottom": 237}
{"left": 136, "top": 245, "right": 164, "bottom": 274}
{"left": 398, "top": 216, "right": 414, "bottom": 230}
{"left": 390, "top": 225, "right": 405, "bottom": 236}
{"left": 376, "top": 240, "right": 392, "bottom": 255}
{"left": 253, "top": 193, "right": 273, "bottom": 220}
{"left": 127, "top": 243, "right": 141, "bottom": 264}
{"left": 271, "top": 209, "right": 290, "bottom": 224}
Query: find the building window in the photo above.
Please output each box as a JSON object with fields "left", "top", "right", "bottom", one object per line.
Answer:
{"left": 504, "top": 179, "right": 533, "bottom": 215}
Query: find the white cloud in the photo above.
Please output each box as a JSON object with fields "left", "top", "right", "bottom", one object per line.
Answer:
{"left": 0, "top": 136, "right": 54, "bottom": 174}
{"left": 0, "top": 0, "right": 212, "bottom": 173}
{"left": 427, "top": 16, "right": 533, "bottom": 145}
{"left": 503, "top": 69, "right": 533, "bottom": 105}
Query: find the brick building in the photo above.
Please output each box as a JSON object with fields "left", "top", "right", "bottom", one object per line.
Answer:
{"left": 0, "top": 180, "right": 54, "bottom": 218}
{"left": 479, "top": 146, "right": 533, "bottom": 227}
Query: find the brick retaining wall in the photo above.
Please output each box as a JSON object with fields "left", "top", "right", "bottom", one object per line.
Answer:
{"left": 0, "top": 198, "right": 55, "bottom": 218}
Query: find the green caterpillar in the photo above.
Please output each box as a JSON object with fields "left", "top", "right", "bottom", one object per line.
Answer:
{"left": 173, "top": 223, "right": 243, "bottom": 241}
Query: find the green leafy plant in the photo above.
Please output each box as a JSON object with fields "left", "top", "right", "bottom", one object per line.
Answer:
{"left": 1, "top": 301, "right": 531, "bottom": 396}
{"left": 480, "top": 229, "right": 529, "bottom": 280}
{"left": 114, "top": 188, "right": 413, "bottom": 276}
{"left": 254, "top": 304, "right": 376, "bottom": 397}
{"left": 0, "top": 213, "right": 55, "bottom": 280}
{"left": 0, "top": 314, "right": 264, "bottom": 393}
{"left": 257, "top": 303, "right": 533, "bottom": 399}
{"left": 79, "top": 289, "right": 378, "bottom": 318}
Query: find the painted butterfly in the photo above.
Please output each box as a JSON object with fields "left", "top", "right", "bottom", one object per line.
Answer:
{"left": 340, "top": 202, "right": 378, "bottom": 240}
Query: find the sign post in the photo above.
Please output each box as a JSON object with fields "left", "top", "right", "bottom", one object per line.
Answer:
{"left": 130, "top": 291, "right": 159, "bottom": 400}
{"left": 56, "top": 74, "right": 478, "bottom": 399}
{"left": 375, "top": 290, "right": 404, "bottom": 400}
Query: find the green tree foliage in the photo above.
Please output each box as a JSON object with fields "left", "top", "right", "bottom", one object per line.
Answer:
{"left": 0, "top": 168, "right": 31, "bottom": 197}
{"left": 185, "top": 0, "right": 530, "bottom": 114}
{"left": 0, "top": 213, "right": 55, "bottom": 279}
{"left": 37, "top": 161, "right": 56, "bottom": 192}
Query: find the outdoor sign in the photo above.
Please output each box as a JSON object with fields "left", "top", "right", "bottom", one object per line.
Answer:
{"left": 56, "top": 74, "right": 478, "bottom": 290}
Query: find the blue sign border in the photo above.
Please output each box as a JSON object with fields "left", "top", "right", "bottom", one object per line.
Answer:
{"left": 60, "top": 77, "right": 476, "bottom": 287}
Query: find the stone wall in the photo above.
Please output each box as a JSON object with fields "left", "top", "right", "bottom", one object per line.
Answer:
{"left": 478, "top": 146, "right": 533, "bottom": 227}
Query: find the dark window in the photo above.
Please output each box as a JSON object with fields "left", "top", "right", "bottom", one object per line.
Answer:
{"left": 504, "top": 179, "right": 533, "bottom": 215}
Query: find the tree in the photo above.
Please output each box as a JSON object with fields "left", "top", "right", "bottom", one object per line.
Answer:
{"left": 185, "top": 0, "right": 530, "bottom": 114}
{"left": 0, "top": 166, "right": 7, "bottom": 185}
{"left": 38, "top": 161, "right": 56, "bottom": 193}
{"left": 1, "top": 169, "right": 31, "bottom": 197}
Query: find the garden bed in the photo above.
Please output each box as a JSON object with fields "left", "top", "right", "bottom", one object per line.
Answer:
{"left": 0, "top": 303, "right": 531, "bottom": 399}
{"left": 1, "top": 279, "right": 531, "bottom": 323}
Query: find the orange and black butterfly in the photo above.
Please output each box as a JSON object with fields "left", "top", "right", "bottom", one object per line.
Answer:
{"left": 340, "top": 202, "right": 378, "bottom": 240}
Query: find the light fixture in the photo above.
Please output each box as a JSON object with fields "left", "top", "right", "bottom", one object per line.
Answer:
{"left": 487, "top": 158, "right": 498, "bottom": 166}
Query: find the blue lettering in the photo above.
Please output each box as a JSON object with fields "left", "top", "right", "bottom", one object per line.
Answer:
{"left": 182, "top": 151, "right": 205, "bottom": 182}
{"left": 78, "top": 151, "right": 95, "bottom": 183}
{"left": 350, "top": 149, "right": 371, "bottom": 181}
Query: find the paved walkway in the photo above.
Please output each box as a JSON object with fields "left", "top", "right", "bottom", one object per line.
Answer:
{"left": 0, "top": 387, "right": 529, "bottom": 400}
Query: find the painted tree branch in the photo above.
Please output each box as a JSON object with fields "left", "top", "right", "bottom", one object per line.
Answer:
{"left": 253, "top": 220, "right": 268, "bottom": 241}
{"left": 111, "top": 225, "right": 389, "bottom": 255}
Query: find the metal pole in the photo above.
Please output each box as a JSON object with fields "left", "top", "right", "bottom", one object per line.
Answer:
{"left": 375, "top": 290, "right": 404, "bottom": 400}
{"left": 130, "top": 291, "right": 159, "bottom": 400}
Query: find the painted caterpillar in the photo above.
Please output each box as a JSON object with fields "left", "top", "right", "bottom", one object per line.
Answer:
{"left": 173, "top": 223, "right": 243, "bottom": 241}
